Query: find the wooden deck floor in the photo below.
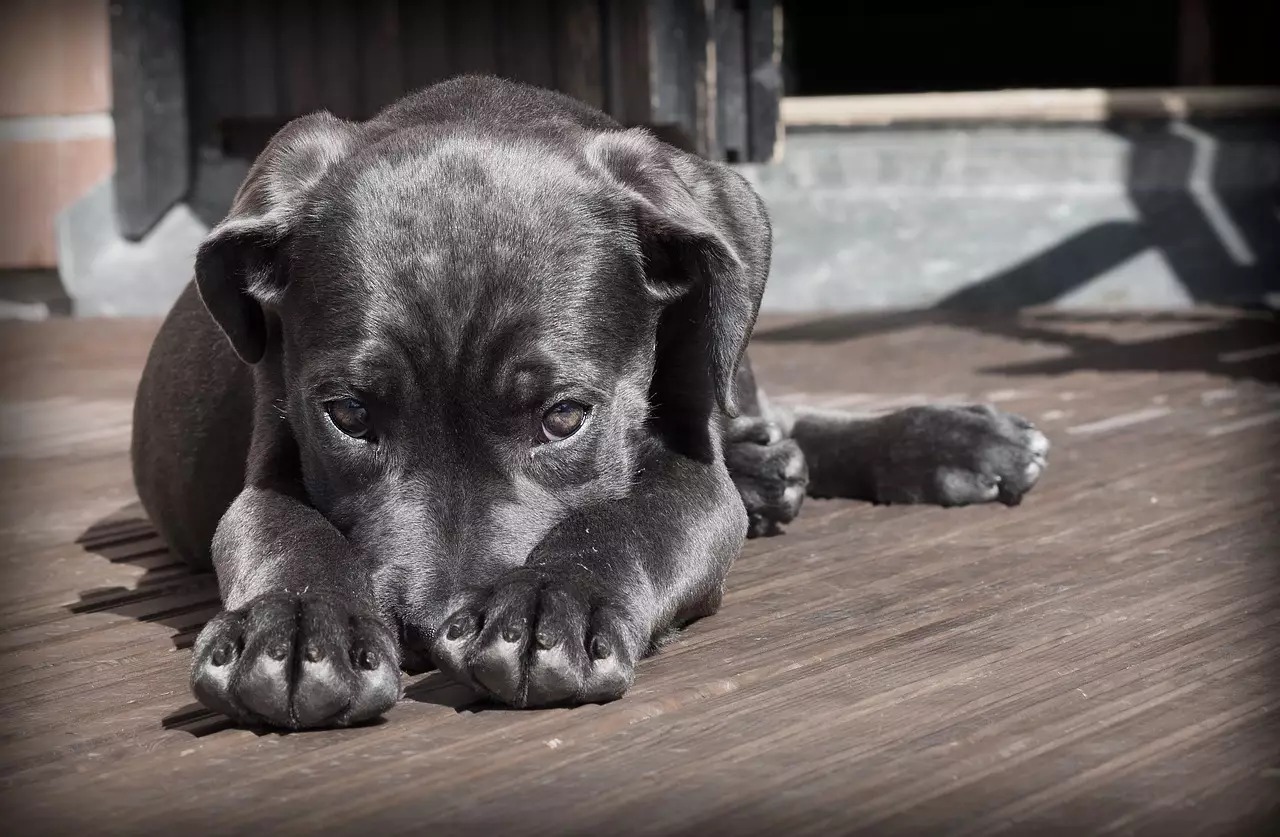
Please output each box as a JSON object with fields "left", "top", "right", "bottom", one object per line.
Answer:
{"left": 1, "top": 310, "right": 1277, "bottom": 836}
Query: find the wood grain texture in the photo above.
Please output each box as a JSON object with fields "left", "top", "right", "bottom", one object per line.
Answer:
{"left": 277, "top": 0, "right": 322, "bottom": 118}
{"left": 0, "top": 310, "right": 1277, "bottom": 836}
{"left": 449, "top": 0, "right": 499, "bottom": 78}
{"left": 602, "top": 0, "right": 653, "bottom": 129}
{"left": 238, "top": 0, "right": 280, "bottom": 120}
{"left": 714, "top": 0, "right": 748, "bottom": 162}
{"left": 359, "top": 0, "right": 405, "bottom": 117}
{"left": 107, "top": 0, "right": 189, "bottom": 241}
{"left": 553, "top": 0, "right": 605, "bottom": 110}
{"left": 315, "top": 0, "right": 361, "bottom": 120}
{"left": 400, "top": 0, "right": 450, "bottom": 96}
{"left": 496, "top": 0, "right": 556, "bottom": 91}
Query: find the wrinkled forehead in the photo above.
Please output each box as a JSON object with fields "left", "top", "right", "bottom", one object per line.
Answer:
{"left": 282, "top": 133, "right": 651, "bottom": 386}
{"left": 351, "top": 134, "right": 607, "bottom": 267}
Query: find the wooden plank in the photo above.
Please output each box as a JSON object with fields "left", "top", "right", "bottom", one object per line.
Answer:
{"left": 714, "top": 0, "right": 748, "bottom": 162}
{"left": 645, "top": 0, "right": 713, "bottom": 156}
{"left": 1, "top": 310, "right": 1278, "bottom": 834}
{"left": 109, "top": 0, "right": 190, "bottom": 240}
{"left": 601, "top": 0, "right": 651, "bottom": 127}
{"left": 400, "top": 0, "right": 451, "bottom": 93}
{"left": 552, "top": 0, "right": 605, "bottom": 110}
{"left": 315, "top": 0, "right": 361, "bottom": 119}
{"left": 449, "top": 0, "right": 498, "bottom": 77}
{"left": 277, "top": 0, "right": 321, "bottom": 117}
{"left": 745, "top": 0, "right": 782, "bottom": 162}
{"left": 359, "top": 0, "right": 404, "bottom": 117}
{"left": 238, "top": 0, "right": 279, "bottom": 120}
{"left": 496, "top": 0, "right": 555, "bottom": 89}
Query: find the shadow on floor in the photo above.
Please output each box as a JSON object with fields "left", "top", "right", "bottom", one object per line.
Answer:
{"left": 754, "top": 309, "right": 1280, "bottom": 387}
{"left": 403, "top": 671, "right": 484, "bottom": 711}
{"left": 159, "top": 700, "right": 395, "bottom": 738}
{"left": 71, "top": 503, "right": 220, "bottom": 652}
{"left": 72, "top": 505, "right": 234, "bottom": 734}
{"left": 961, "top": 312, "right": 1280, "bottom": 384}
{"left": 937, "top": 118, "right": 1280, "bottom": 310}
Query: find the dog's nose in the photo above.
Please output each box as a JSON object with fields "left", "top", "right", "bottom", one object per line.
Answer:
{"left": 398, "top": 621, "right": 435, "bottom": 674}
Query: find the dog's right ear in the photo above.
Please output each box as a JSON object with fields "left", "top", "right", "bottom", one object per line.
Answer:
{"left": 195, "top": 112, "right": 361, "bottom": 364}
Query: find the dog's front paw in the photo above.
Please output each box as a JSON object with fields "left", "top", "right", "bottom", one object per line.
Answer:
{"left": 873, "top": 404, "right": 1050, "bottom": 507}
{"left": 725, "top": 416, "right": 808, "bottom": 537}
{"left": 191, "top": 591, "right": 401, "bottom": 729}
{"left": 432, "top": 567, "right": 639, "bottom": 708}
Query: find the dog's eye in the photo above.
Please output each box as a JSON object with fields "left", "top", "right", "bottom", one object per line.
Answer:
{"left": 541, "top": 401, "right": 588, "bottom": 441}
{"left": 327, "top": 398, "right": 371, "bottom": 439}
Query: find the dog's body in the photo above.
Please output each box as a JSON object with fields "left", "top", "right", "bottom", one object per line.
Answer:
{"left": 133, "top": 77, "right": 1048, "bottom": 728}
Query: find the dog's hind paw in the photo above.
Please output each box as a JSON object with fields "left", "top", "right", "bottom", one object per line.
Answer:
{"left": 725, "top": 416, "right": 809, "bottom": 537}
{"left": 869, "top": 404, "right": 1050, "bottom": 507}
{"left": 190, "top": 591, "right": 401, "bottom": 729}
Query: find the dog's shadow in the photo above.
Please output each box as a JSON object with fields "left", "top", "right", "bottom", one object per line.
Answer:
{"left": 74, "top": 503, "right": 233, "bottom": 734}
{"left": 72, "top": 502, "right": 221, "bottom": 653}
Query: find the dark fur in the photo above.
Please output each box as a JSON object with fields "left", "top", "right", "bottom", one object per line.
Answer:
{"left": 132, "top": 77, "right": 1049, "bottom": 728}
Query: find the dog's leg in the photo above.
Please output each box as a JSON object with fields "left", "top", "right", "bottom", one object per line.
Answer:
{"left": 725, "top": 354, "right": 1050, "bottom": 512}
{"left": 781, "top": 402, "right": 1050, "bottom": 507}
{"left": 188, "top": 410, "right": 401, "bottom": 730}
{"left": 431, "top": 446, "right": 745, "bottom": 708}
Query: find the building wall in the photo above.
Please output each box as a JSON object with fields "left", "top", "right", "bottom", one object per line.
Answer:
{"left": 0, "top": 0, "right": 114, "bottom": 269}
{"left": 742, "top": 121, "right": 1280, "bottom": 312}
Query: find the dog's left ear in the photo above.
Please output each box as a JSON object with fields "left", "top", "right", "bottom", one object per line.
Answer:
{"left": 588, "top": 129, "right": 771, "bottom": 418}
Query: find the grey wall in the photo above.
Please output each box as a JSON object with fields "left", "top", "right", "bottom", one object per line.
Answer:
{"left": 742, "top": 120, "right": 1280, "bottom": 312}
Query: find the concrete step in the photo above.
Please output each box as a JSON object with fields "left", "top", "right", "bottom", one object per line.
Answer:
{"left": 742, "top": 120, "right": 1280, "bottom": 311}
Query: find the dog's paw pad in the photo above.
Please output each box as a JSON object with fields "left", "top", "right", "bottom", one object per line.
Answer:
{"left": 191, "top": 592, "right": 400, "bottom": 729}
{"left": 432, "top": 567, "right": 638, "bottom": 708}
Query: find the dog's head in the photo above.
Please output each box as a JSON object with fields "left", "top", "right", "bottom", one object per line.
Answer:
{"left": 194, "top": 101, "right": 770, "bottom": 650}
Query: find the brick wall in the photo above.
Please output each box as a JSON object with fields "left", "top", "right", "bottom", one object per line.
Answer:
{"left": 0, "top": 0, "right": 114, "bottom": 268}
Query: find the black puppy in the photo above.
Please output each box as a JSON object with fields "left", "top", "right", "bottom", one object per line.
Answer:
{"left": 132, "top": 76, "right": 1049, "bottom": 729}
